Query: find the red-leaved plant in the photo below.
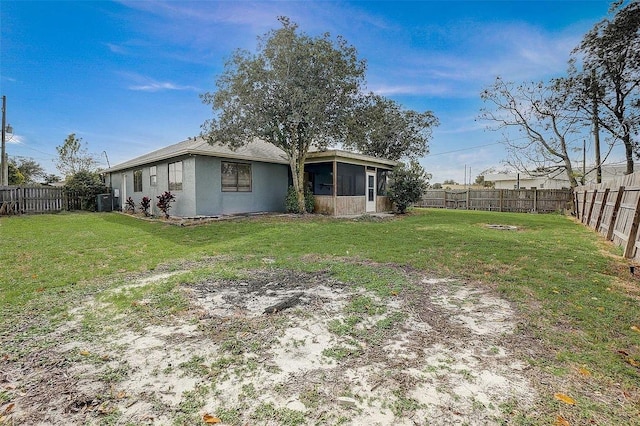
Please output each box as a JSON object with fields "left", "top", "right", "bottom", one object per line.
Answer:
{"left": 139, "top": 196, "right": 151, "bottom": 217}
{"left": 124, "top": 196, "right": 136, "bottom": 213}
{"left": 156, "top": 191, "right": 175, "bottom": 218}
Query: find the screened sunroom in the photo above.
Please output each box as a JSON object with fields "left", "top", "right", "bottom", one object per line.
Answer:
{"left": 303, "top": 150, "right": 397, "bottom": 215}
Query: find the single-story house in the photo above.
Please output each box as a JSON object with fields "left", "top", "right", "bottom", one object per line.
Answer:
{"left": 484, "top": 172, "right": 571, "bottom": 190}
{"left": 103, "top": 137, "right": 397, "bottom": 217}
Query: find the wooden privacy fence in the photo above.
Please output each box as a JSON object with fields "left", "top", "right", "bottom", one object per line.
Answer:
{"left": 0, "top": 186, "right": 83, "bottom": 215}
{"left": 417, "top": 188, "right": 573, "bottom": 213}
{"left": 575, "top": 172, "right": 640, "bottom": 261}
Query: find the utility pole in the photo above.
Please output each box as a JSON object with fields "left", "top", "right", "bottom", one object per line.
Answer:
{"left": 590, "top": 68, "right": 602, "bottom": 184}
{"left": 1, "top": 96, "right": 7, "bottom": 186}
{"left": 582, "top": 139, "right": 586, "bottom": 185}
{"left": 464, "top": 164, "right": 467, "bottom": 188}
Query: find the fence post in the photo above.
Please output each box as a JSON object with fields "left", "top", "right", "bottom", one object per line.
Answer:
{"left": 499, "top": 190, "right": 503, "bottom": 212}
{"left": 607, "top": 186, "right": 625, "bottom": 241}
{"left": 595, "top": 188, "right": 609, "bottom": 231}
{"left": 586, "top": 189, "right": 597, "bottom": 226}
{"left": 466, "top": 189, "right": 470, "bottom": 210}
{"left": 624, "top": 191, "right": 640, "bottom": 258}
{"left": 533, "top": 188, "right": 537, "bottom": 213}
{"left": 18, "top": 186, "right": 24, "bottom": 214}
{"left": 443, "top": 190, "right": 447, "bottom": 209}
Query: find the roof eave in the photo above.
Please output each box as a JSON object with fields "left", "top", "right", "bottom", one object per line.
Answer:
{"left": 306, "top": 150, "right": 398, "bottom": 167}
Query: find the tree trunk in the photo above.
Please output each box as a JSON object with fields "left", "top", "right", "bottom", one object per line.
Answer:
{"left": 625, "top": 132, "right": 634, "bottom": 175}
{"left": 289, "top": 155, "right": 307, "bottom": 213}
{"left": 296, "top": 160, "right": 306, "bottom": 213}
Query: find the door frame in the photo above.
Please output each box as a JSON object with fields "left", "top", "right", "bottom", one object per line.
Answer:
{"left": 121, "top": 173, "right": 127, "bottom": 211}
{"left": 366, "top": 171, "right": 376, "bottom": 213}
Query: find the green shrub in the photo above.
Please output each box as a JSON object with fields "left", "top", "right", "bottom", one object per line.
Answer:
{"left": 63, "top": 170, "right": 108, "bottom": 211}
{"left": 387, "top": 161, "right": 428, "bottom": 214}
{"left": 285, "top": 185, "right": 315, "bottom": 213}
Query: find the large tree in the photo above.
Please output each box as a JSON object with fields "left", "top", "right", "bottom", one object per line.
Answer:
{"left": 9, "top": 157, "right": 45, "bottom": 184}
{"left": 55, "top": 133, "right": 99, "bottom": 178}
{"left": 201, "top": 17, "right": 366, "bottom": 212}
{"left": 480, "top": 77, "right": 584, "bottom": 187}
{"left": 343, "top": 93, "right": 438, "bottom": 161}
{"left": 573, "top": 0, "right": 640, "bottom": 174}
{"left": 7, "top": 162, "right": 25, "bottom": 185}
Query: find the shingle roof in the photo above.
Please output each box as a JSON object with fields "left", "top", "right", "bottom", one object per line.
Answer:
{"left": 106, "top": 137, "right": 399, "bottom": 173}
{"left": 105, "top": 137, "right": 289, "bottom": 173}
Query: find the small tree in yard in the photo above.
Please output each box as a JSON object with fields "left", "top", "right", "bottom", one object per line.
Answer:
{"left": 63, "top": 170, "right": 107, "bottom": 211}
{"left": 55, "top": 133, "right": 99, "bottom": 178}
{"left": 388, "top": 160, "right": 429, "bottom": 214}
{"left": 156, "top": 191, "right": 175, "bottom": 219}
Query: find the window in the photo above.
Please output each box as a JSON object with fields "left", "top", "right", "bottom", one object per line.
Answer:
{"left": 149, "top": 166, "right": 157, "bottom": 186}
{"left": 222, "top": 161, "right": 251, "bottom": 192}
{"left": 336, "top": 163, "right": 365, "bottom": 196}
{"left": 305, "top": 162, "right": 333, "bottom": 195}
{"left": 133, "top": 169, "right": 143, "bottom": 192}
{"left": 169, "top": 161, "right": 183, "bottom": 191}
{"left": 377, "top": 169, "right": 388, "bottom": 195}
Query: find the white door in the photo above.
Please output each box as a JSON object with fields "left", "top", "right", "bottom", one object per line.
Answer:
{"left": 121, "top": 173, "right": 127, "bottom": 211}
{"left": 366, "top": 171, "right": 376, "bottom": 212}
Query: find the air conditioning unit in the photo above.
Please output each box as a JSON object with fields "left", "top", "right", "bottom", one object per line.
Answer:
{"left": 96, "top": 193, "right": 113, "bottom": 212}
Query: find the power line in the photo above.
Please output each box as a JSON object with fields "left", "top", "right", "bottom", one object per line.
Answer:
{"left": 428, "top": 142, "right": 502, "bottom": 157}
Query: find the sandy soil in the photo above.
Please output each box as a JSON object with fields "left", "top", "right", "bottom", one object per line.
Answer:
{"left": 1, "top": 267, "right": 542, "bottom": 425}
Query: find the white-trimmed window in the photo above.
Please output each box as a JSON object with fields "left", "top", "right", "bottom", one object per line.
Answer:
{"left": 149, "top": 166, "right": 157, "bottom": 186}
{"left": 222, "top": 161, "right": 252, "bottom": 192}
{"left": 168, "top": 161, "right": 183, "bottom": 191}
{"left": 133, "top": 169, "right": 143, "bottom": 192}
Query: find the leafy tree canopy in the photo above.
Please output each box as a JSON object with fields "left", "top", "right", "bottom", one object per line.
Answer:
{"left": 8, "top": 157, "right": 46, "bottom": 184}
{"left": 56, "top": 133, "right": 99, "bottom": 178}
{"left": 201, "top": 17, "right": 437, "bottom": 212}
{"left": 8, "top": 162, "right": 25, "bottom": 185}
{"left": 43, "top": 174, "right": 62, "bottom": 185}
{"left": 344, "top": 93, "right": 438, "bottom": 161}
{"left": 201, "top": 17, "right": 365, "bottom": 213}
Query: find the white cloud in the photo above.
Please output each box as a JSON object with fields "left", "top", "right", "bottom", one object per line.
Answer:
{"left": 105, "top": 42, "right": 128, "bottom": 54}
{"left": 129, "top": 81, "right": 197, "bottom": 92}
{"left": 368, "top": 83, "right": 452, "bottom": 97}
{"left": 6, "top": 134, "right": 24, "bottom": 145}
{"left": 120, "top": 72, "right": 199, "bottom": 92}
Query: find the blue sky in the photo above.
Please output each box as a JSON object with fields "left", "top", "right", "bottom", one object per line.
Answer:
{"left": 1, "top": 0, "right": 615, "bottom": 183}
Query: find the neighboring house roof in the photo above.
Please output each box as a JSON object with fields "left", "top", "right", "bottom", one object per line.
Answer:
{"left": 106, "top": 137, "right": 398, "bottom": 173}
{"left": 105, "top": 137, "right": 289, "bottom": 173}
{"left": 484, "top": 172, "right": 569, "bottom": 183}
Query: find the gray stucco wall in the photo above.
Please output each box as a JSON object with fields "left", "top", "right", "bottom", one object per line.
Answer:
{"left": 108, "top": 155, "right": 288, "bottom": 217}
{"left": 108, "top": 155, "right": 197, "bottom": 217}
{"left": 194, "top": 156, "right": 288, "bottom": 215}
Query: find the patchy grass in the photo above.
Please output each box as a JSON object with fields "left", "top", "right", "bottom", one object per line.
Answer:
{"left": 1, "top": 209, "right": 639, "bottom": 424}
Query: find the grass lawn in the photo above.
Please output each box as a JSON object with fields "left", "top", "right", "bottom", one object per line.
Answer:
{"left": 1, "top": 209, "right": 639, "bottom": 425}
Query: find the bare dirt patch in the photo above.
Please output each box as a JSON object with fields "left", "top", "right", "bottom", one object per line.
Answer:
{"left": 1, "top": 267, "right": 542, "bottom": 425}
